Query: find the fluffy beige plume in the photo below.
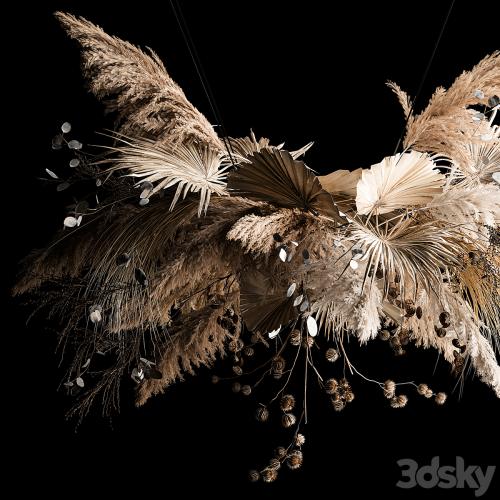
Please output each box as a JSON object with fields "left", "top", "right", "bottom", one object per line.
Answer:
{"left": 55, "top": 12, "right": 223, "bottom": 149}
{"left": 104, "top": 136, "right": 230, "bottom": 216}
{"left": 355, "top": 151, "right": 445, "bottom": 215}
{"left": 398, "top": 52, "right": 500, "bottom": 162}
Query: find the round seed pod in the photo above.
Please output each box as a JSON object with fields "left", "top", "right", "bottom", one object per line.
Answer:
{"left": 345, "top": 390, "right": 355, "bottom": 403}
{"left": 436, "top": 327, "right": 447, "bottom": 338}
{"left": 232, "top": 382, "right": 241, "bottom": 393}
{"left": 452, "top": 338, "right": 461, "bottom": 349}
{"left": 325, "top": 378, "right": 339, "bottom": 395}
{"left": 416, "top": 306, "right": 423, "bottom": 319}
{"left": 255, "top": 406, "right": 269, "bottom": 422}
{"left": 282, "top": 413, "right": 297, "bottom": 428}
{"left": 384, "top": 380, "right": 396, "bottom": 399}
{"left": 417, "top": 383, "right": 429, "bottom": 396}
{"left": 424, "top": 388, "right": 433, "bottom": 398}
{"left": 435, "top": 392, "right": 447, "bottom": 405}
{"left": 379, "top": 329, "right": 391, "bottom": 341}
{"left": 232, "top": 365, "right": 243, "bottom": 376}
{"left": 302, "top": 336, "right": 315, "bottom": 348}
{"left": 228, "top": 340, "right": 240, "bottom": 352}
{"left": 390, "top": 394, "right": 408, "bottom": 408}
{"left": 241, "top": 384, "right": 252, "bottom": 396}
{"left": 275, "top": 446, "right": 287, "bottom": 458}
{"left": 286, "top": 450, "right": 303, "bottom": 470}
{"left": 211, "top": 375, "right": 220, "bottom": 384}
{"left": 261, "top": 468, "right": 278, "bottom": 483}
{"left": 248, "top": 470, "right": 260, "bottom": 482}
{"left": 243, "top": 346, "right": 255, "bottom": 357}
{"left": 405, "top": 304, "right": 416, "bottom": 317}
{"left": 332, "top": 399, "right": 345, "bottom": 412}
{"left": 389, "top": 336, "right": 401, "bottom": 348}
{"left": 272, "top": 356, "right": 286, "bottom": 374}
{"left": 290, "top": 329, "right": 301, "bottom": 346}
{"left": 280, "top": 394, "right": 296, "bottom": 412}
{"left": 395, "top": 347, "right": 406, "bottom": 356}
{"left": 325, "top": 347, "right": 340, "bottom": 362}
{"left": 295, "top": 433, "right": 305, "bottom": 446}
{"left": 439, "top": 311, "right": 451, "bottom": 328}
{"left": 268, "top": 458, "right": 281, "bottom": 470}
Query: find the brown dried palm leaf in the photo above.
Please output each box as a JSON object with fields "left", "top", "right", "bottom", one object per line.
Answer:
{"left": 240, "top": 269, "right": 297, "bottom": 333}
{"left": 227, "top": 149, "right": 344, "bottom": 223}
{"left": 55, "top": 12, "right": 223, "bottom": 149}
{"left": 102, "top": 135, "right": 230, "bottom": 216}
{"left": 355, "top": 151, "right": 445, "bottom": 215}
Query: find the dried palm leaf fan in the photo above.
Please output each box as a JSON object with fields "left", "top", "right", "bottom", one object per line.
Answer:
{"left": 14, "top": 11, "right": 500, "bottom": 483}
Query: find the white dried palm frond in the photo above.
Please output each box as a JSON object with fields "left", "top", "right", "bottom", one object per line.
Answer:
{"left": 426, "top": 183, "right": 500, "bottom": 227}
{"left": 355, "top": 151, "right": 445, "bottom": 215}
{"left": 105, "top": 136, "right": 230, "bottom": 216}
{"left": 451, "top": 138, "right": 500, "bottom": 186}
{"left": 350, "top": 214, "right": 466, "bottom": 291}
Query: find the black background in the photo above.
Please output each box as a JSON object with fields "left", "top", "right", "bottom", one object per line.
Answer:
{"left": 7, "top": 1, "right": 499, "bottom": 497}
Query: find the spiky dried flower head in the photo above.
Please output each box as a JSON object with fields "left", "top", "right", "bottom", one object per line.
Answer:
{"left": 295, "top": 433, "right": 306, "bottom": 446}
{"left": 290, "top": 329, "right": 301, "bottom": 346}
{"left": 286, "top": 450, "right": 303, "bottom": 470}
{"left": 232, "top": 382, "right": 241, "bottom": 393}
{"left": 275, "top": 446, "right": 287, "bottom": 458}
{"left": 268, "top": 458, "right": 281, "bottom": 470}
{"left": 332, "top": 398, "right": 346, "bottom": 412}
{"left": 255, "top": 406, "right": 269, "bottom": 422}
{"left": 325, "top": 378, "right": 339, "bottom": 395}
{"left": 384, "top": 380, "right": 396, "bottom": 399}
{"left": 272, "top": 356, "right": 286, "bottom": 374}
{"left": 241, "top": 385, "right": 252, "bottom": 396}
{"left": 280, "top": 394, "right": 296, "bottom": 412}
{"left": 390, "top": 394, "right": 408, "bottom": 408}
{"left": 345, "top": 390, "right": 355, "bottom": 403}
{"left": 248, "top": 470, "right": 260, "bottom": 482}
{"left": 303, "top": 336, "right": 315, "bottom": 348}
{"left": 243, "top": 346, "right": 255, "bottom": 357}
{"left": 261, "top": 468, "right": 278, "bottom": 483}
{"left": 417, "top": 383, "right": 429, "bottom": 396}
{"left": 232, "top": 365, "right": 243, "bottom": 376}
{"left": 435, "top": 392, "right": 447, "bottom": 405}
{"left": 228, "top": 339, "right": 242, "bottom": 352}
{"left": 282, "top": 413, "right": 297, "bottom": 428}
{"left": 425, "top": 388, "right": 434, "bottom": 398}
{"left": 325, "top": 347, "right": 340, "bottom": 362}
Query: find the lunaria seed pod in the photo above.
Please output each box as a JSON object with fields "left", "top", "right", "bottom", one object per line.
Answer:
{"left": 287, "top": 450, "right": 303, "bottom": 470}
{"left": 255, "top": 406, "right": 269, "bottom": 422}
{"left": 280, "top": 394, "right": 296, "bottom": 412}
{"left": 384, "top": 380, "right": 396, "bottom": 399}
{"left": 325, "top": 378, "right": 338, "bottom": 395}
{"left": 325, "top": 347, "right": 340, "bottom": 362}
{"left": 282, "top": 413, "right": 296, "bottom": 428}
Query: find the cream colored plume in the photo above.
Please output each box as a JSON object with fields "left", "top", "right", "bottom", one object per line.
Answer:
{"left": 355, "top": 151, "right": 445, "bottom": 215}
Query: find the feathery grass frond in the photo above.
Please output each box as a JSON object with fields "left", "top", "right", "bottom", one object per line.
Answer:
{"left": 55, "top": 11, "right": 223, "bottom": 149}
{"left": 387, "top": 81, "right": 412, "bottom": 119}
{"left": 355, "top": 151, "right": 445, "bottom": 215}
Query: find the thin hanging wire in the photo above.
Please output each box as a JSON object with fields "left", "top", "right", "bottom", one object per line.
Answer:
{"left": 393, "top": 0, "right": 456, "bottom": 154}
{"left": 169, "top": 0, "right": 237, "bottom": 167}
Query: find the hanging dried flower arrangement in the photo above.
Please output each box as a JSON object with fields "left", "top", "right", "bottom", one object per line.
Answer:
{"left": 14, "top": 12, "right": 500, "bottom": 483}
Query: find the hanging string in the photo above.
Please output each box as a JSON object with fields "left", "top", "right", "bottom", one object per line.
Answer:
{"left": 169, "top": 0, "right": 237, "bottom": 167}
{"left": 393, "top": 0, "right": 456, "bottom": 154}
